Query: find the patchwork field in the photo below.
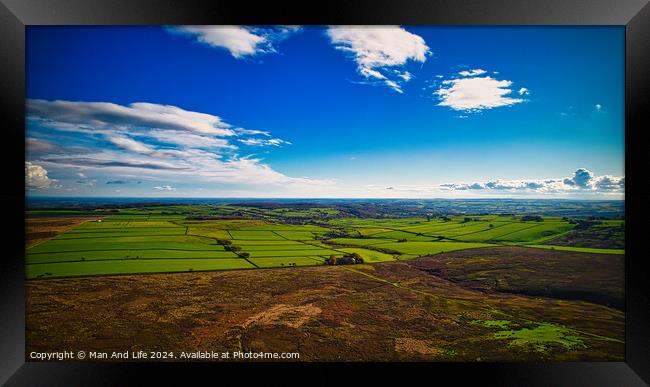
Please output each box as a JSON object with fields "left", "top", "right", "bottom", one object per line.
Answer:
{"left": 25, "top": 203, "right": 625, "bottom": 362}
{"left": 25, "top": 210, "right": 624, "bottom": 279}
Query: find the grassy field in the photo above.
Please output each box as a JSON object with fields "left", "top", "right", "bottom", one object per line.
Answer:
{"left": 25, "top": 208, "right": 623, "bottom": 279}
{"left": 26, "top": 258, "right": 254, "bottom": 278}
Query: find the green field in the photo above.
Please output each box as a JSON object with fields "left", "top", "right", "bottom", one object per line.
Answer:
{"left": 330, "top": 240, "right": 494, "bottom": 256}
{"left": 26, "top": 208, "right": 623, "bottom": 279}
{"left": 338, "top": 248, "right": 397, "bottom": 262}
{"left": 27, "top": 258, "right": 254, "bottom": 278}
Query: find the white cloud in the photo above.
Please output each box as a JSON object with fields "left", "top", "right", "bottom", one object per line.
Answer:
{"left": 39, "top": 152, "right": 186, "bottom": 172}
{"left": 435, "top": 75, "right": 526, "bottom": 112}
{"left": 234, "top": 128, "right": 271, "bottom": 137}
{"left": 562, "top": 168, "right": 594, "bottom": 188}
{"left": 26, "top": 161, "right": 59, "bottom": 189}
{"left": 106, "top": 134, "right": 154, "bottom": 154}
{"left": 440, "top": 168, "right": 624, "bottom": 194}
{"left": 27, "top": 99, "right": 330, "bottom": 192}
{"left": 154, "top": 185, "right": 176, "bottom": 191}
{"left": 28, "top": 99, "right": 235, "bottom": 136}
{"left": 326, "top": 26, "right": 430, "bottom": 93}
{"left": 595, "top": 103, "right": 602, "bottom": 110}
{"left": 239, "top": 138, "right": 291, "bottom": 147}
{"left": 518, "top": 87, "right": 530, "bottom": 95}
{"left": 397, "top": 71, "right": 412, "bottom": 82}
{"left": 458, "top": 69, "right": 486, "bottom": 77}
{"left": 594, "top": 175, "right": 625, "bottom": 191}
{"left": 559, "top": 168, "right": 623, "bottom": 191}
{"left": 169, "top": 25, "right": 300, "bottom": 59}
{"left": 148, "top": 130, "right": 236, "bottom": 149}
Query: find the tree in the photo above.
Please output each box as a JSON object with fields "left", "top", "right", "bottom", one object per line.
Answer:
{"left": 336, "top": 256, "right": 356, "bottom": 264}
{"left": 225, "top": 245, "right": 241, "bottom": 252}
{"left": 521, "top": 215, "right": 543, "bottom": 222}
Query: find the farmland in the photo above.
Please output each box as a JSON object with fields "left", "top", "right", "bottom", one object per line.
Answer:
{"left": 25, "top": 200, "right": 625, "bottom": 361}
{"left": 26, "top": 203, "right": 624, "bottom": 279}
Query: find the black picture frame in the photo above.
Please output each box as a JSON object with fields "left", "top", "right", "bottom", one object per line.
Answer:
{"left": 1, "top": 0, "right": 648, "bottom": 385}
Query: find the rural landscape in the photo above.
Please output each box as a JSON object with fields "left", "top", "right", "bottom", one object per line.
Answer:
{"left": 26, "top": 25, "right": 624, "bottom": 361}
{"left": 26, "top": 199, "right": 625, "bottom": 361}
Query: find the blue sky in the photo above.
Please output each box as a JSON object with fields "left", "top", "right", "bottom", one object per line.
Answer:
{"left": 25, "top": 26, "right": 624, "bottom": 198}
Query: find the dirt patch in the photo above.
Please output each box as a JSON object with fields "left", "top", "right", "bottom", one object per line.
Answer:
{"left": 243, "top": 304, "right": 322, "bottom": 329}
{"left": 394, "top": 338, "right": 440, "bottom": 355}
{"left": 26, "top": 216, "right": 103, "bottom": 248}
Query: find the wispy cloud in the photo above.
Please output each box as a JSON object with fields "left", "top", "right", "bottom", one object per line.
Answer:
{"left": 154, "top": 185, "right": 176, "bottom": 191}
{"left": 27, "top": 99, "right": 331, "bottom": 193}
{"left": 147, "top": 129, "right": 236, "bottom": 150}
{"left": 326, "top": 26, "right": 430, "bottom": 93}
{"left": 435, "top": 70, "right": 527, "bottom": 112}
{"left": 168, "top": 26, "right": 301, "bottom": 59}
{"left": 28, "top": 99, "right": 235, "bottom": 136}
{"left": 458, "top": 69, "right": 486, "bottom": 77}
{"left": 106, "top": 134, "right": 155, "bottom": 154}
{"left": 76, "top": 178, "right": 97, "bottom": 187}
{"left": 27, "top": 137, "right": 59, "bottom": 154}
{"left": 234, "top": 128, "right": 271, "bottom": 137}
{"left": 239, "top": 138, "right": 291, "bottom": 147}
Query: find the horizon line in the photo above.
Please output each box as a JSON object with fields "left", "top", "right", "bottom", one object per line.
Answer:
{"left": 26, "top": 196, "right": 625, "bottom": 202}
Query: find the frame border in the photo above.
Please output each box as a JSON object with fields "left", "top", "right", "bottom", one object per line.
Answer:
{"left": 1, "top": 0, "right": 648, "bottom": 385}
